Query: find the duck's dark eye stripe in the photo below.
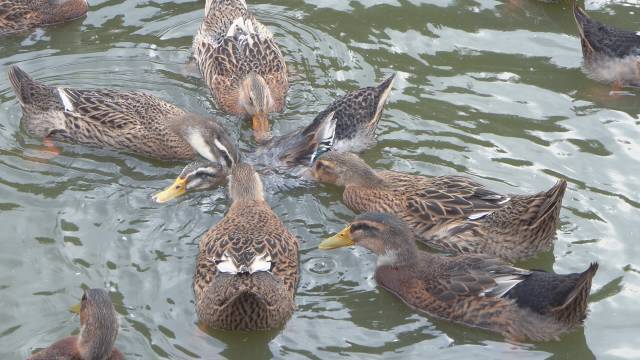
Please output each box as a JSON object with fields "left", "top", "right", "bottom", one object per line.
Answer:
{"left": 351, "top": 223, "right": 370, "bottom": 232}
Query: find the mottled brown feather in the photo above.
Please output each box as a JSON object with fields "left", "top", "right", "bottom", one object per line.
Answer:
{"left": 0, "top": 0, "right": 87, "bottom": 35}
{"left": 194, "top": 185, "right": 299, "bottom": 330}
{"left": 193, "top": 0, "right": 288, "bottom": 115}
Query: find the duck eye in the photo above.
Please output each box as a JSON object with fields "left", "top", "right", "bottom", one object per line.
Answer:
{"left": 81, "top": 293, "right": 87, "bottom": 302}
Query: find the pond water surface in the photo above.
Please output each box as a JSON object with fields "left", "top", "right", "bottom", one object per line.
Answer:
{"left": 1, "top": 0, "right": 639, "bottom": 359}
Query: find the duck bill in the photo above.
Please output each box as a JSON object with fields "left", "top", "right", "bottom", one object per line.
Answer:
{"left": 252, "top": 112, "right": 271, "bottom": 142}
{"left": 152, "top": 177, "right": 187, "bottom": 203}
{"left": 69, "top": 302, "right": 81, "bottom": 314}
{"left": 319, "top": 226, "right": 354, "bottom": 250}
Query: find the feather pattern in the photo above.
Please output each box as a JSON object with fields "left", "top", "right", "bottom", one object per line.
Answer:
{"left": 7, "top": 65, "right": 239, "bottom": 163}
{"left": 314, "top": 152, "right": 566, "bottom": 261}
{"left": 193, "top": 0, "right": 288, "bottom": 115}
{"left": 194, "top": 167, "right": 299, "bottom": 330}
{"left": 376, "top": 252, "right": 596, "bottom": 341}
{"left": 0, "top": 0, "right": 88, "bottom": 35}
{"left": 573, "top": 4, "right": 640, "bottom": 87}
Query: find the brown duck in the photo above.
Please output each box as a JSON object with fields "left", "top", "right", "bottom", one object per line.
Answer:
{"left": 194, "top": 163, "right": 299, "bottom": 330}
{"left": 0, "top": 0, "right": 88, "bottom": 35}
{"left": 193, "top": 0, "right": 288, "bottom": 141}
{"left": 320, "top": 212, "right": 598, "bottom": 342}
{"left": 8, "top": 65, "right": 238, "bottom": 168}
{"left": 28, "top": 288, "right": 123, "bottom": 360}
{"left": 312, "top": 151, "right": 567, "bottom": 262}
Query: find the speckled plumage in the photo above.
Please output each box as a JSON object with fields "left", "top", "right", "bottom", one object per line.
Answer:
{"left": 0, "top": 0, "right": 87, "bottom": 35}
{"left": 313, "top": 152, "right": 566, "bottom": 262}
{"left": 8, "top": 65, "right": 238, "bottom": 164}
{"left": 193, "top": 0, "right": 288, "bottom": 115}
{"left": 323, "top": 74, "right": 395, "bottom": 151}
{"left": 194, "top": 164, "right": 299, "bottom": 330}
{"left": 376, "top": 249, "right": 597, "bottom": 341}
{"left": 573, "top": 5, "right": 640, "bottom": 86}
{"left": 260, "top": 75, "right": 395, "bottom": 167}
{"left": 324, "top": 213, "right": 598, "bottom": 342}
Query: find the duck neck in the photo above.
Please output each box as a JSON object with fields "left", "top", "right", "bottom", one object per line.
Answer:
{"left": 345, "top": 166, "right": 385, "bottom": 189}
{"left": 77, "top": 318, "right": 117, "bottom": 360}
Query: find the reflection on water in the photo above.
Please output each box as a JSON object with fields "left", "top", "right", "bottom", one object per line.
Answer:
{"left": 0, "top": 0, "right": 639, "bottom": 359}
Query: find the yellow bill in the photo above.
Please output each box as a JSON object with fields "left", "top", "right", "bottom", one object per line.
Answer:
{"left": 319, "top": 225, "right": 354, "bottom": 250}
{"left": 252, "top": 112, "right": 271, "bottom": 143}
{"left": 69, "top": 302, "right": 81, "bottom": 314}
{"left": 152, "top": 177, "right": 187, "bottom": 203}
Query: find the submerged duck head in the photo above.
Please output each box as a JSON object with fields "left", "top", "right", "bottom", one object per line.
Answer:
{"left": 239, "top": 72, "right": 273, "bottom": 142}
{"left": 312, "top": 151, "right": 381, "bottom": 187}
{"left": 319, "top": 212, "right": 418, "bottom": 266}
{"left": 77, "top": 288, "right": 119, "bottom": 360}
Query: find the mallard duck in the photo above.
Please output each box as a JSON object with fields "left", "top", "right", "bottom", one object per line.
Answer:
{"left": 311, "top": 151, "right": 567, "bottom": 262}
{"left": 194, "top": 163, "right": 299, "bottom": 330}
{"left": 193, "top": 0, "right": 288, "bottom": 141}
{"left": 8, "top": 65, "right": 238, "bottom": 166}
{"left": 28, "top": 288, "right": 123, "bottom": 360}
{"left": 155, "top": 75, "right": 395, "bottom": 202}
{"left": 0, "top": 0, "right": 88, "bottom": 35}
{"left": 320, "top": 212, "right": 598, "bottom": 341}
{"left": 573, "top": 4, "right": 640, "bottom": 87}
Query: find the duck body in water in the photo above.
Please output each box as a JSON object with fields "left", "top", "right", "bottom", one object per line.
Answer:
{"left": 320, "top": 212, "right": 598, "bottom": 342}
{"left": 0, "top": 0, "right": 88, "bottom": 35}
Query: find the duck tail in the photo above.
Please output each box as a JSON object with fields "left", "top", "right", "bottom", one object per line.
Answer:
{"left": 530, "top": 179, "right": 567, "bottom": 228}
{"left": 551, "top": 262, "right": 599, "bottom": 325}
{"left": 7, "top": 65, "right": 57, "bottom": 109}
{"left": 367, "top": 73, "right": 395, "bottom": 135}
{"left": 572, "top": 2, "right": 596, "bottom": 57}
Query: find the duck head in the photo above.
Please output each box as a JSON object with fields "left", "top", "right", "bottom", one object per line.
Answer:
{"left": 319, "top": 212, "right": 419, "bottom": 266}
{"left": 153, "top": 120, "right": 239, "bottom": 203}
{"left": 228, "top": 163, "right": 265, "bottom": 203}
{"left": 311, "top": 151, "right": 382, "bottom": 187}
{"left": 239, "top": 73, "right": 273, "bottom": 142}
{"left": 77, "top": 288, "right": 119, "bottom": 360}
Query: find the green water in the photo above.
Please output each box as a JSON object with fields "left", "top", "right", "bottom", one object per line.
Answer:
{"left": 1, "top": 0, "right": 639, "bottom": 359}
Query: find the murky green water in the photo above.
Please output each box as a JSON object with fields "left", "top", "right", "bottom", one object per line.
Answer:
{"left": 1, "top": 0, "right": 639, "bottom": 358}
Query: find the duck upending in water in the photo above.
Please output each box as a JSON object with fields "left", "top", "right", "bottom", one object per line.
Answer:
{"left": 194, "top": 163, "right": 299, "bottom": 330}
{"left": 0, "top": 0, "right": 88, "bottom": 35}
{"left": 320, "top": 212, "right": 598, "bottom": 342}
{"left": 573, "top": 4, "right": 640, "bottom": 87}
{"left": 312, "top": 151, "right": 567, "bottom": 262}
{"left": 154, "top": 75, "right": 395, "bottom": 202}
{"left": 28, "top": 288, "right": 123, "bottom": 360}
{"left": 193, "top": 0, "right": 288, "bottom": 142}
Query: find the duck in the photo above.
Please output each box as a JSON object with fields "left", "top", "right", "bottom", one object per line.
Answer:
{"left": 573, "top": 3, "right": 640, "bottom": 87}
{"left": 28, "top": 288, "right": 123, "bottom": 360}
{"left": 311, "top": 151, "right": 567, "bottom": 262}
{"left": 8, "top": 65, "right": 239, "bottom": 168}
{"left": 154, "top": 75, "right": 395, "bottom": 202}
{"left": 0, "top": 0, "right": 88, "bottom": 35}
{"left": 320, "top": 212, "right": 598, "bottom": 342}
{"left": 194, "top": 163, "right": 299, "bottom": 330}
{"left": 193, "top": 0, "right": 288, "bottom": 142}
